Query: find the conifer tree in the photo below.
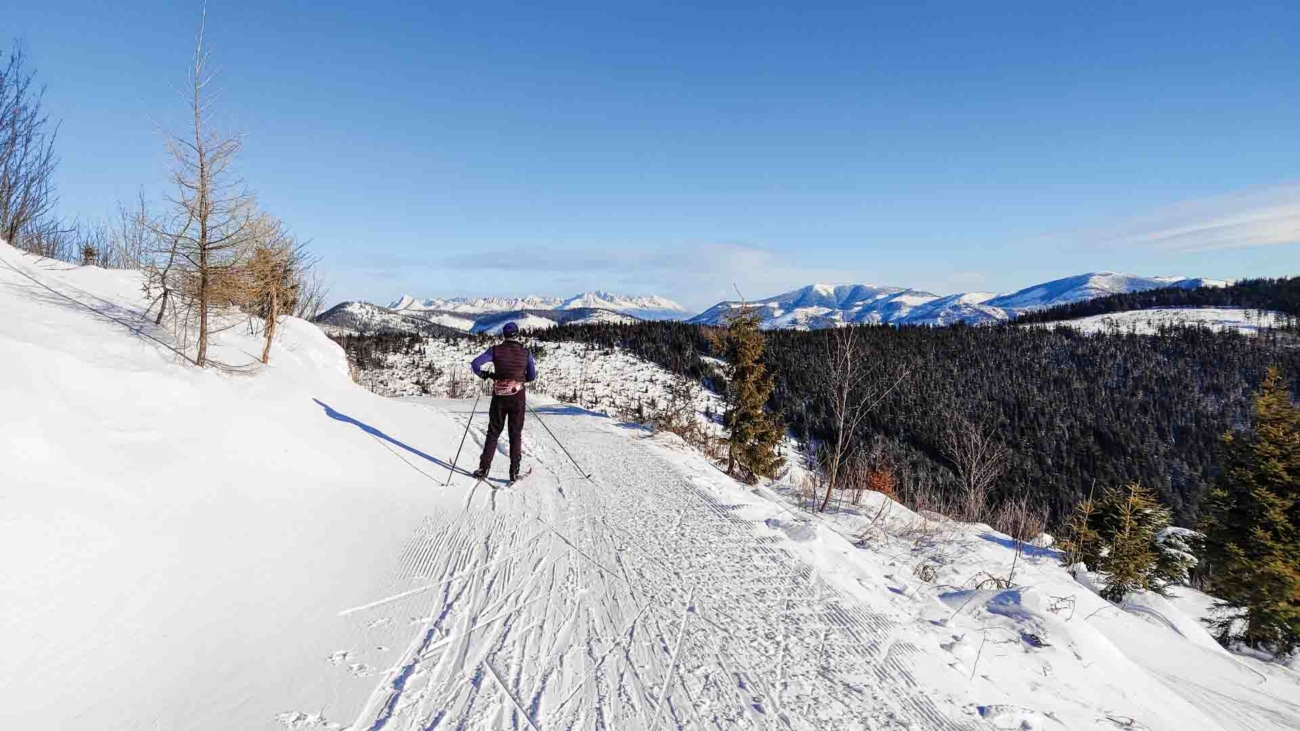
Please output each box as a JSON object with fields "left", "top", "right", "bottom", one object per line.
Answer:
{"left": 1201, "top": 367, "right": 1300, "bottom": 655}
{"left": 1059, "top": 482, "right": 1185, "bottom": 602}
{"left": 716, "top": 305, "right": 784, "bottom": 484}
{"left": 1058, "top": 493, "right": 1101, "bottom": 572}
{"left": 1096, "top": 483, "right": 1166, "bottom": 602}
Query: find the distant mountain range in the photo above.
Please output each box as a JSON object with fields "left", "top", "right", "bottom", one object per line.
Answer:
{"left": 389, "top": 291, "right": 686, "bottom": 321}
{"left": 314, "top": 274, "right": 1229, "bottom": 336}
{"left": 315, "top": 291, "right": 685, "bottom": 336}
{"left": 688, "top": 273, "right": 1227, "bottom": 329}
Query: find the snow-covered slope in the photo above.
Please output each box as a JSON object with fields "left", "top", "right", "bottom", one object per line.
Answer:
{"left": 556, "top": 290, "right": 686, "bottom": 320}
{"left": 314, "top": 300, "right": 473, "bottom": 336}
{"left": 900, "top": 292, "right": 1010, "bottom": 327}
{"left": 351, "top": 336, "right": 727, "bottom": 431}
{"left": 5, "top": 241, "right": 1297, "bottom": 730}
{"left": 983, "top": 272, "right": 1225, "bottom": 311}
{"left": 1, "top": 243, "right": 470, "bottom": 729}
{"left": 689, "top": 283, "right": 948, "bottom": 330}
{"left": 477, "top": 312, "right": 557, "bottom": 334}
{"left": 389, "top": 290, "right": 686, "bottom": 321}
{"left": 690, "top": 273, "right": 1227, "bottom": 330}
{"left": 1031, "top": 307, "right": 1286, "bottom": 335}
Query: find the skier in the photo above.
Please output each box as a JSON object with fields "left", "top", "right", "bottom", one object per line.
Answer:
{"left": 469, "top": 322, "right": 537, "bottom": 483}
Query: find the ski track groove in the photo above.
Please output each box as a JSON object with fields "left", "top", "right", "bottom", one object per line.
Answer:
{"left": 341, "top": 404, "right": 977, "bottom": 731}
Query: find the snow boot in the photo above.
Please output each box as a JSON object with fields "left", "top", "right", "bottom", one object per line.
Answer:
{"left": 508, "top": 468, "right": 520, "bottom": 484}
{"left": 472, "top": 467, "right": 488, "bottom": 480}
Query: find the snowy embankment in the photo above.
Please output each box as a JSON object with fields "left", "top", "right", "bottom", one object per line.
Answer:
{"left": 0, "top": 244, "right": 483, "bottom": 728}
{"left": 1032, "top": 307, "right": 1286, "bottom": 335}
{"left": 2, "top": 241, "right": 1298, "bottom": 730}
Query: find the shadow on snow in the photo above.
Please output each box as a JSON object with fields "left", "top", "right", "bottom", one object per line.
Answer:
{"left": 312, "top": 398, "right": 481, "bottom": 480}
{"left": 977, "top": 531, "right": 1061, "bottom": 559}
{"left": 530, "top": 403, "right": 607, "bottom": 419}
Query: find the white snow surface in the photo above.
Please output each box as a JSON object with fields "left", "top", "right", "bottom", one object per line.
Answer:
{"left": 1033, "top": 307, "right": 1286, "bottom": 335}
{"left": 3, "top": 240, "right": 1298, "bottom": 730}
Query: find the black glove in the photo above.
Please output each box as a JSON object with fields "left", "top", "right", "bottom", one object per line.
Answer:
{"left": 478, "top": 370, "right": 495, "bottom": 380}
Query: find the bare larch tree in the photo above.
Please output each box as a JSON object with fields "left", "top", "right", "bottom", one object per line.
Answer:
{"left": 0, "top": 47, "right": 59, "bottom": 252}
{"left": 150, "top": 8, "right": 255, "bottom": 366}
{"left": 245, "top": 213, "right": 314, "bottom": 364}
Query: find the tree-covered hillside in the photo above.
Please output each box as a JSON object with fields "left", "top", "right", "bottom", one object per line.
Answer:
{"left": 1016, "top": 275, "right": 1300, "bottom": 325}
{"left": 532, "top": 321, "right": 718, "bottom": 381}
{"left": 532, "top": 319, "right": 1298, "bottom": 524}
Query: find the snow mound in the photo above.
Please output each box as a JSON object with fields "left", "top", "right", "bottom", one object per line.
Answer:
{"left": 765, "top": 517, "right": 817, "bottom": 542}
{"left": 749, "top": 481, "right": 1300, "bottom": 730}
{"left": 0, "top": 242, "right": 474, "bottom": 728}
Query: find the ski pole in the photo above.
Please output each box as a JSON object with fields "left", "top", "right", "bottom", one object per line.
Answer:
{"left": 526, "top": 400, "right": 593, "bottom": 480}
{"left": 446, "top": 389, "right": 483, "bottom": 486}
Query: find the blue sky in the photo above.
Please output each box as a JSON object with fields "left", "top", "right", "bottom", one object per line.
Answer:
{"left": 8, "top": 1, "right": 1300, "bottom": 311}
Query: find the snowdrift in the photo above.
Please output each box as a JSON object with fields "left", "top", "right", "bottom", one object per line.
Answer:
{"left": 2, "top": 241, "right": 1297, "bottom": 730}
{"left": 0, "top": 243, "right": 481, "bottom": 728}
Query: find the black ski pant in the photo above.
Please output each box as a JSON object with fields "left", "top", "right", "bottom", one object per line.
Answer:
{"left": 479, "top": 390, "right": 525, "bottom": 474}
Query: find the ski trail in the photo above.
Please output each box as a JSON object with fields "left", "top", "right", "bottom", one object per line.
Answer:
{"left": 652, "top": 586, "right": 694, "bottom": 730}
{"left": 337, "top": 399, "right": 978, "bottom": 730}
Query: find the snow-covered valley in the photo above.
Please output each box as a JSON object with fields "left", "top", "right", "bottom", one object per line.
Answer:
{"left": 3, "top": 241, "right": 1299, "bottom": 730}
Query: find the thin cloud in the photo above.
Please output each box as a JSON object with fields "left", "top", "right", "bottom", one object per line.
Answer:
{"left": 1079, "top": 183, "right": 1300, "bottom": 253}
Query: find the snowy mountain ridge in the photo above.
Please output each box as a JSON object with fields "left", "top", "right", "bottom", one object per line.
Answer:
{"left": 389, "top": 290, "right": 686, "bottom": 320}
{"left": 690, "top": 272, "right": 1229, "bottom": 329}
{"left": 340, "top": 272, "right": 1231, "bottom": 335}
{"left": 316, "top": 300, "right": 639, "bottom": 336}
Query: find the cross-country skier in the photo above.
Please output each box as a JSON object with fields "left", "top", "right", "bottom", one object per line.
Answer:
{"left": 469, "top": 322, "right": 537, "bottom": 483}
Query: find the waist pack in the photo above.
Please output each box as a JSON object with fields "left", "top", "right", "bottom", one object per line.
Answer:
{"left": 494, "top": 379, "right": 524, "bottom": 396}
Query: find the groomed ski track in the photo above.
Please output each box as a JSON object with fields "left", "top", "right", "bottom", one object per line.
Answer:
{"left": 338, "top": 399, "right": 977, "bottom": 731}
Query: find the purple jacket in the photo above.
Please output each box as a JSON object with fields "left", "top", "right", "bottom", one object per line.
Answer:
{"left": 471, "top": 341, "right": 537, "bottom": 382}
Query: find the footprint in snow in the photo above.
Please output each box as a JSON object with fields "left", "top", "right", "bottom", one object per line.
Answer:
{"left": 325, "top": 650, "right": 352, "bottom": 666}
{"left": 975, "top": 704, "right": 1059, "bottom": 730}
{"left": 275, "top": 710, "right": 342, "bottom": 730}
